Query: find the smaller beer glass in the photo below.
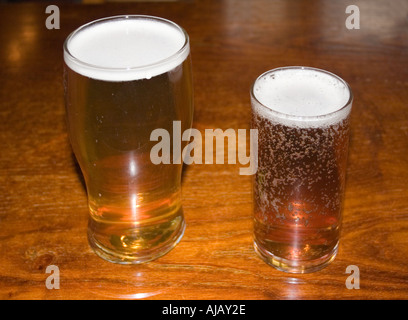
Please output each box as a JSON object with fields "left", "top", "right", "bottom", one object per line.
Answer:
{"left": 251, "top": 67, "right": 353, "bottom": 273}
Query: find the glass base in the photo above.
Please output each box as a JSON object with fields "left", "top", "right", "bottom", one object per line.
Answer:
{"left": 254, "top": 241, "right": 339, "bottom": 274}
{"left": 88, "top": 219, "right": 186, "bottom": 264}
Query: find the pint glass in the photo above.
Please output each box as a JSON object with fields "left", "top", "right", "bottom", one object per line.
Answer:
{"left": 251, "top": 67, "right": 352, "bottom": 273}
{"left": 64, "top": 16, "right": 193, "bottom": 264}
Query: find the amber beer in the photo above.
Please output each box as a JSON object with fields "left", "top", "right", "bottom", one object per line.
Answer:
{"left": 251, "top": 67, "right": 352, "bottom": 273}
{"left": 64, "top": 16, "right": 193, "bottom": 263}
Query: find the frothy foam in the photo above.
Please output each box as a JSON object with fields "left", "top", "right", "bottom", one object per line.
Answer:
{"left": 64, "top": 16, "right": 189, "bottom": 81}
{"left": 252, "top": 68, "right": 351, "bottom": 127}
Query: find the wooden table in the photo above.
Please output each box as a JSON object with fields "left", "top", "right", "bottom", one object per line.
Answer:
{"left": 1, "top": 0, "right": 407, "bottom": 300}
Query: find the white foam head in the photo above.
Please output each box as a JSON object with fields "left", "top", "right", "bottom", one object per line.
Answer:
{"left": 64, "top": 15, "right": 189, "bottom": 81}
{"left": 251, "top": 67, "right": 352, "bottom": 127}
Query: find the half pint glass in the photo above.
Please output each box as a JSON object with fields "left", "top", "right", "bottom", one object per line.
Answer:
{"left": 64, "top": 16, "right": 193, "bottom": 264}
{"left": 251, "top": 67, "right": 352, "bottom": 273}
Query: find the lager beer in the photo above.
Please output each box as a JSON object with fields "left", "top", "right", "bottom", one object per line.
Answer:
{"left": 251, "top": 67, "right": 352, "bottom": 273}
{"left": 64, "top": 16, "right": 193, "bottom": 263}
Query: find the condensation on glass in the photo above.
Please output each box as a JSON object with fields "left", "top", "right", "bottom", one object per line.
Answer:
{"left": 251, "top": 66, "right": 353, "bottom": 273}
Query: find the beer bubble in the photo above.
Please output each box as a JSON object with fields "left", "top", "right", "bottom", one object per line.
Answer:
{"left": 64, "top": 16, "right": 189, "bottom": 81}
{"left": 252, "top": 67, "right": 352, "bottom": 128}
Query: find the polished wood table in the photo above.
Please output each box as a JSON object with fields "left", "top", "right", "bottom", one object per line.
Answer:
{"left": 1, "top": 0, "right": 407, "bottom": 300}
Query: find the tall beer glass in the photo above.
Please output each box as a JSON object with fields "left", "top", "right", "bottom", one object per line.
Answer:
{"left": 251, "top": 67, "right": 352, "bottom": 273}
{"left": 64, "top": 16, "right": 193, "bottom": 264}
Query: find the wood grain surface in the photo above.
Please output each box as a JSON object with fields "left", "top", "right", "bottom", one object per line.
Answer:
{"left": 0, "top": 0, "right": 407, "bottom": 300}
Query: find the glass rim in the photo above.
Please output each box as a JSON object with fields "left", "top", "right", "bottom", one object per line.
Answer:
{"left": 63, "top": 15, "right": 190, "bottom": 73}
{"left": 250, "top": 66, "right": 353, "bottom": 121}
